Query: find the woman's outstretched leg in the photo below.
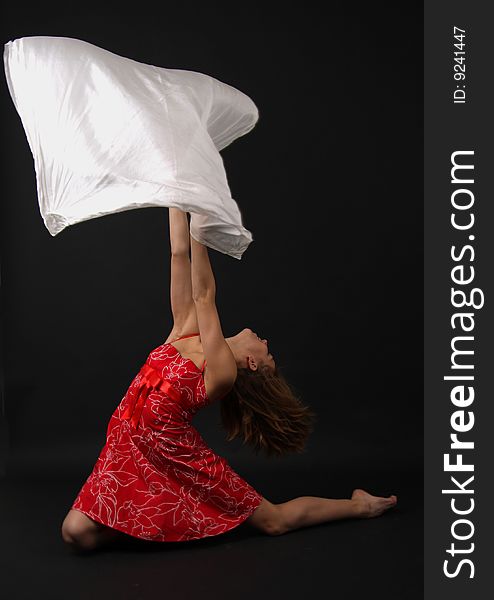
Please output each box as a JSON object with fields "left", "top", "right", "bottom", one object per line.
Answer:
{"left": 246, "top": 489, "right": 397, "bottom": 536}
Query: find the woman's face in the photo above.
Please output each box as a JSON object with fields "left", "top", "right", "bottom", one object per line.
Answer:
{"left": 239, "top": 328, "right": 276, "bottom": 372}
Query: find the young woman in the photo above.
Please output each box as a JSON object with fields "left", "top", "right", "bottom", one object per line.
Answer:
{"left": 61, "top": 208, "right": 397, "bottom": 552}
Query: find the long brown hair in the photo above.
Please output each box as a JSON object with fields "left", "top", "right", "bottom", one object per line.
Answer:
{"left": 219, "top": 364, "right": 317, "bottom": 458}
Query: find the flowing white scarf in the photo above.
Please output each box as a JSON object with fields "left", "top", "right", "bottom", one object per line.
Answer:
{"left": 4, "top": 36, "right": 259, "bottom": 259}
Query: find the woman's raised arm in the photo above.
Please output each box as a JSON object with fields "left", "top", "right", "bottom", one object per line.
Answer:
{"left": 169, "top": 207, "right": 190, "bottom": 256}
{"left": 190, "top": 234, "right": 237, "bottom": 393}
{"left": 167, "top": 208, "right": 198, "bottom": 335}
{"left": 190, "top": 233, "right": 216, "bottom": 300}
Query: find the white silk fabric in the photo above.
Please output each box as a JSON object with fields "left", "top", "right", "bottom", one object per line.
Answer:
{"left": 3, "top": 36, "right": 259, "bottom": 259}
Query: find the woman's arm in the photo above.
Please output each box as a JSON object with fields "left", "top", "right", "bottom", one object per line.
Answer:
{"left": 167, "top": 209, "right": 199, "bottom": 335}
{"left": 169, "top": 207, "right": 191, "bottom": 256}
{"left": 190, "top": 233, "right": 216, "bottom": 300}
{"left": 190, "top": 234, "right": 237, "bottom": 392}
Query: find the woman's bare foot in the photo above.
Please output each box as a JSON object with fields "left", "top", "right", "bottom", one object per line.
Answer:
{"left": 351, "top": 488, "right": 397, "bottom": 518}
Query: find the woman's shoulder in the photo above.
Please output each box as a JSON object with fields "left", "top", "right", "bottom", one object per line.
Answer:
{"left": 203, "top": 368, "right": 235, "bottom": 404}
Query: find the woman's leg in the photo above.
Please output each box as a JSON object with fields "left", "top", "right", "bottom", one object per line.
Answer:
{"left": 246, "top": 488, "right": 397, "bottom": 536}
{"left": 61, "top": 509, "right": 125, "bottom": 552}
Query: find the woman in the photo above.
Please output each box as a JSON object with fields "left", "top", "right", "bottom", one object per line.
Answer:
{"left": 61, "top": 208, "right": 397, "bottom": 552}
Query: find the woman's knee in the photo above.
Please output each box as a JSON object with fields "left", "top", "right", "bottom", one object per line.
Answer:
{"left": 263, "top": 516, "right": 286, "bottom": 536}
{"left": 61, "top": 510, "right": 100, "bottom": 551}
{"left": 245, "top": 498, "right": 288, "bottom": 536}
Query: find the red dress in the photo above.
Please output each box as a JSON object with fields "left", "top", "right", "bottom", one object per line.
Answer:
{"left": 71, "top": 332, "right": 264, "bottom": 542}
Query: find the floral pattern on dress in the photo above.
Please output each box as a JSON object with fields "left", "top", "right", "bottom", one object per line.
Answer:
{"left": 71, "top": 341, "right": 264, "bottom": 542}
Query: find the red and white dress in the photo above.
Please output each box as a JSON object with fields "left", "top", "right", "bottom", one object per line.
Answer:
{"left": 71, "top": 332, "right": 264, "bottom": 542}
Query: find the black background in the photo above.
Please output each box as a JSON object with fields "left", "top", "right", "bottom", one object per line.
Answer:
{"left": 0, "top": 3, "right": 423, "bottom": 599}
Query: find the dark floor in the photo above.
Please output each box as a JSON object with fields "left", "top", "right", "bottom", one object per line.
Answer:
{"left": 0, "top": 465, "right": 423, "bottom": 600}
